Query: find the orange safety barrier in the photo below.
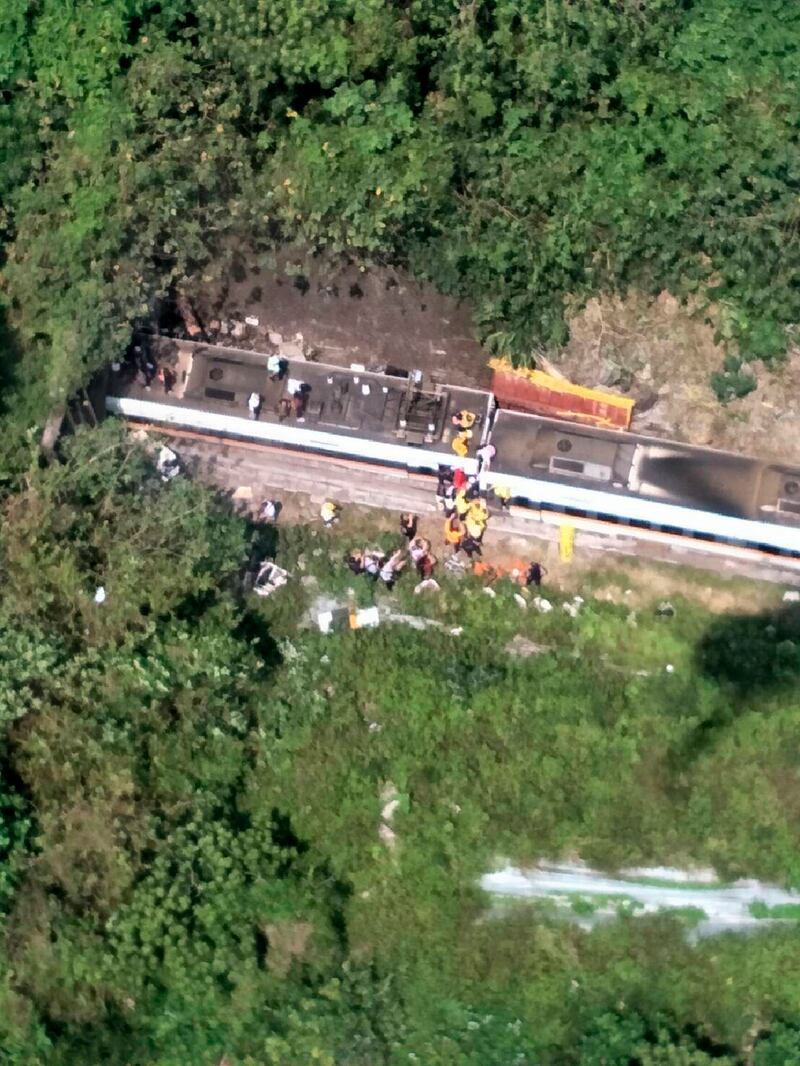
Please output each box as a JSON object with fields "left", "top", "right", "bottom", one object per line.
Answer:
{"left": 489, "top": 358, "right": 634, "bottom": 430}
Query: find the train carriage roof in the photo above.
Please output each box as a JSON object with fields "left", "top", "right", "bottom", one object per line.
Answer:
{"left": 109, "top": 340, "right": 493, "bottom": 458}
{"left": 490, "top": 409, "right": 800, "bottom": 527}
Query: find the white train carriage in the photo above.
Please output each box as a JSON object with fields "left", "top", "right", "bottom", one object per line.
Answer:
{"left": 485, "top": 411, "right": 800, "bottom": 560}
{"left": 106, "top": 342, "right": 491, "bottom": 476}
{"left": 106, "top": 339, "right": 800, "bottom": 567}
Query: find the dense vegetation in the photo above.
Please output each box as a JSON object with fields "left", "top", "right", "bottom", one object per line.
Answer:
{"left": 0, "top": 422, "right": 798, "bottom": 1062}
{"left": 4, "top": 3, "right": 800, "bottom": 1060}
{"left": 4, "top": 0, "right": 800, "bottom": 464}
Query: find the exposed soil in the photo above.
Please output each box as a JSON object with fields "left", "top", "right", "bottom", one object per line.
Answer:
{"left": 186, "top": 254, "right": 800, "bottom": 464}
{"left": 193, "top": 250, "right": 492, "bottom": 389}
{"left": 558, "top": 291, "right": 800, "bottom": 463}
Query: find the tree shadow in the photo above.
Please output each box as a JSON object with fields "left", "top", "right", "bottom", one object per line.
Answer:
{"left": 697, "top": 603, "right": 800, "bottom": 697}
{"left": 681, "top": 603, "right": 800, "bottom": 760}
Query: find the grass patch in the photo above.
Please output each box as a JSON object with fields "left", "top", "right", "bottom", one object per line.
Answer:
{"left": 749, "top": 902, "right": 800, "bottom": 920}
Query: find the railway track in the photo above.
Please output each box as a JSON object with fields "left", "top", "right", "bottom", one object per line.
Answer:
{"left": 130, "top": 421, "right": 800, "bottom": 586}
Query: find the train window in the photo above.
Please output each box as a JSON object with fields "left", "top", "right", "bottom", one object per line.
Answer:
{"left": 209, "top": 367, "right": 224, "bottom": 381}
{"left": 557, "top": 438, "right": 573, "bottom": 453}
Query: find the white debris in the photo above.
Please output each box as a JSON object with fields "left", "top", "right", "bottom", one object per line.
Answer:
{"left": 665, "top": 663, "right": 675, "bottom": 673}
{"left": 513, "top": 594, "right": 528, "bottom": 610}
{"left": 231, "top": 321, "right": 245, "bottom": 339}
{"left": 532, "top": 596, "right": 553, "bottom": 613}
{"left": 414, "top": 579, "right": 440, "bottom": 594}
{"left": 156, "top": 445, "right": 180, "bottom": 481}
{"left": 253, "top": 561, "right": 290, "bottom": 599}
{"left": 482, "top": 586, "right": 497, "bottom": 598}
{"left": 378, "top": 824, "right": 396, "bottom": 848}
{"left": 379, "top": 783, "right": 401, "bottom": 851}
{"left": 449, "top": 626, "right": 464, "bottom": 636}
{"left": 244, "top": 315, "right": 260, "bottom": 327}
{"left": 784, "top": 590, "right": 800, "bottom": 603}
{"left": 562, "top": 602, "right": 579, "bottom": 618}
{"left": 94, "top": 586, "right": 106, "bottom": 605}
{"left": 268, "top": 331, "right": 283, "bottom": 346}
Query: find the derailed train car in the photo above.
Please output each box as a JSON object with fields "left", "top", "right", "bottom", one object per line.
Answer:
{"left": 485, "top": 411, "right": 800, "bottom": 561}
{"left": 105, "top": 340, "right": 800, "bottom": 567}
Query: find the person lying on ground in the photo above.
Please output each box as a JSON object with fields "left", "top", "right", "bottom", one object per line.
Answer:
{"left": 379, "top": 549, "right": 407, "bottom": 588}
{"left": 346, "top": 549, "right": 365, "bottom": 575}
{"left": 363, "top": 550, "right": 385, "bottom": 577}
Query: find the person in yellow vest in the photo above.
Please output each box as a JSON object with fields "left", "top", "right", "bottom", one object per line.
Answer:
{"left": 454, "top": 488, "right": 471, "bottom": 521}
{"left": 464, "top": 513, "right": 486, "bottom": 541}
{"left": 468, "top": 498, "right": 489, "bottom": 527}
{"left": 320, "top": 500, "right": 340, "bottom": 527}
{"left": 451, "top": 430, "right": 472, "bottom": 458}
{"left": 493, "top": 483, "right": 512, "bottom": 511}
